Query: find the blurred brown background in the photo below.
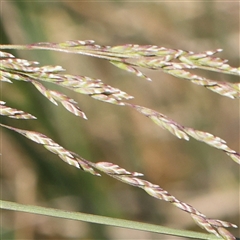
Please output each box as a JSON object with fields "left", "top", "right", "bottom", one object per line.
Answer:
{"left": 1, "top": 1, "right": 239, "bottom": 239}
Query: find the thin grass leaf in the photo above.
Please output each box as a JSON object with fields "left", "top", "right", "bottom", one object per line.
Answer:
{"left": 1, "top": 199, "right": 224, "bottom": 240}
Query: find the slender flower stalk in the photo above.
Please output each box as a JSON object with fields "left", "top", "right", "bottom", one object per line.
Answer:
{"left": 127, "top": 104, "right": 240, "bottom": 164}
{"left": 1, "top": 40, "right": 239, "bottom": 239}
{"left": 1, "top": 48, "right": 239, "bottom": 163}
{"left": 1, "top": 41, "right": 239, "bottom": 98}
{"left": 0, "top": 123, "right": 237, "bottom": 240}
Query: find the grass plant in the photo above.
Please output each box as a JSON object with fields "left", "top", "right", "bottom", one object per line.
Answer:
{"left": 1, "top": 40, "right": 239, "bottom": 240}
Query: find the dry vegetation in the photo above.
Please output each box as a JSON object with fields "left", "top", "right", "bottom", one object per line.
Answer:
{"left": 1, "top": 2, "right": 239, "bottom": 240}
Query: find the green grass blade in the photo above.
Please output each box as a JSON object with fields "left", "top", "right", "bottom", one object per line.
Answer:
{"left": 1, "top": 200, "right": 221, "bottom": 240}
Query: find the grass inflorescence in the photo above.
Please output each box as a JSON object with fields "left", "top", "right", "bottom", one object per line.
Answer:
{"left": 1, "top": 40, "right": 239, "bottom": 240}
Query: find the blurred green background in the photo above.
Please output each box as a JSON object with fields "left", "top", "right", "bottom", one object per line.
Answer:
{"left": 1, "top": 1, "right": 239, "bottom": 239}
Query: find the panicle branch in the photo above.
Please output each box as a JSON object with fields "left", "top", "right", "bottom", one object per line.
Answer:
{"left": 128, "top": 104, "right": 240, "bottom": 164}
{"left": 2, "top": 41, "right": 239, "bottom": 98}
{"left": 0, "top": 101, "right": 36, "bottom": 119}
{"left": 94, "top": 162, "right": 237, "bottom": 240}
{"left": 0, "top": 123, "right": 237, "bottom": 239}
{"left": 30, "top": 80, "right": 87, "bottom": 119}
{"left": 0, "top": 123, "right": 100, "bottom": 176}
{"left": 1, "top": 41, "right": 239, "bottom": 239}
{"left": 0, "top": 51, "right": 133, "bottom": 107}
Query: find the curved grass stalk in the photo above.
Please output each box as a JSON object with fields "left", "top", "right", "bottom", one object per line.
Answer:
{"left": 0, "top": 200, "right": 221, "bottom": 240}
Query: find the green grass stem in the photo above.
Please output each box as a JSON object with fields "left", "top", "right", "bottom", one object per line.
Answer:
{"left": 1, "top": 200, "right": 221, "bottom": 240}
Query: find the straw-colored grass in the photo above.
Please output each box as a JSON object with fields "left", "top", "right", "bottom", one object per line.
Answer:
{"left": 1, "top": 41, "right": 239, "bottom": 240}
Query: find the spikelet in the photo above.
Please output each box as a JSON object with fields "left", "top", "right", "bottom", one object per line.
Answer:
{"left": 0, "top": 101, "right": 36, "bottom": 119}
